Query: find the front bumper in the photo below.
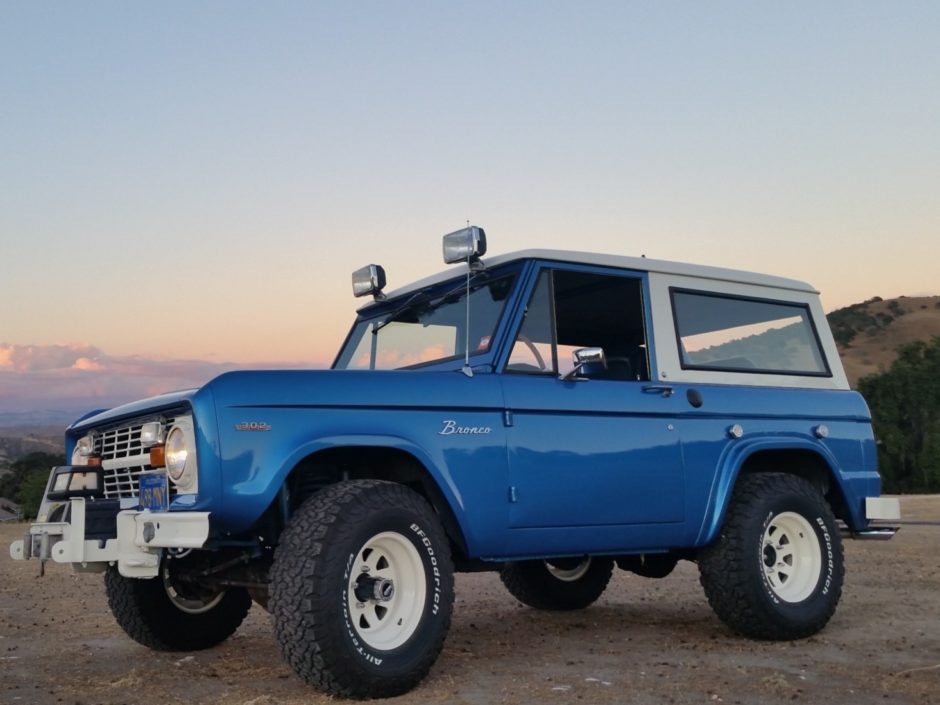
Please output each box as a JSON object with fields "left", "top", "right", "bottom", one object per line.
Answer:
{"left": 9, "top": 497, "right": 209, "bottom": 578}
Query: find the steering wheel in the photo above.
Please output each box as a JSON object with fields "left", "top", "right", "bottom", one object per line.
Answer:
{"left": 515, "top": 334, "right": 548, "bottom": 372}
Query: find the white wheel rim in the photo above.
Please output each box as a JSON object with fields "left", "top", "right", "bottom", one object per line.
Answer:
{"left": 162, "top": 565, "right": 225, "bottom": 614}
{"left": 348, "top": 531, "right": 426, "bottom": 651}
{"left": 544, "top": 557, "right": 591, "bottom": 582}
{"left": 762, "top": 511, "right": 822, "bottom": 603}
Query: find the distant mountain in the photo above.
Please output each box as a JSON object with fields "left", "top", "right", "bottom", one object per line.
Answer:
{"left": 0, "top": 342, "right": 323, "bottom": 416}
{"left": 827, "top": 295, "right": 940, "bottom": 387}
{"left": 0, "top": 409, "right": 84, "bottom": 429}
{"left": 0, "top": 428, "right": 64, "bottom": 468}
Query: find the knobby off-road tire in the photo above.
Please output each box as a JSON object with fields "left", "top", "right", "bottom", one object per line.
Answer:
{"left": 270, "top": 480, "right": 455, "bottom": 699}
{"left": 104, "top": 560, "right": 252, "bottom": 651}
{"left": 698, "top": 473, "right": 844, "bottom": 640}
{"left": 500, "top": 556, "right": 614, "bottom": 610}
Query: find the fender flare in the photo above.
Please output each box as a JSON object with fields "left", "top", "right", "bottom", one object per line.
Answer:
{"left": 273, "top": 433, "right": 472, "bottom": 552}
{"left": 695, "top": 436, "right": 843, "bottom": 547}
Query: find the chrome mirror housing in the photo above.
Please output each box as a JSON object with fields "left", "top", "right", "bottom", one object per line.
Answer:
{"left": 442, "top": 226, "right": 487, "bottom": 265}
{"left": 352, "top": 264, "right": 387, "bottom": 299}
{"left": 562, "top": 347, "right": 607, "bottom": 381}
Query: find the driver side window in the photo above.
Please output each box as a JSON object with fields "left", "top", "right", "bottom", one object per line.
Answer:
{"left": 506, "top": 268, "right": 650, "bottom": 381}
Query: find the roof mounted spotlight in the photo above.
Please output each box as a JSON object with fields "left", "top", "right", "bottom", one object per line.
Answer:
{"left": 442, "top": 224, "right": 488, "bottom": 379}
{"left": 442, "top": 226, "right": 486, "bottom": 269}
{"left": 352, "top": 264, "right": 387, "bottom": 300}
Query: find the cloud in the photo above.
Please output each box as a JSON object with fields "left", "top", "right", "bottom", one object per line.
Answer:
{"left": 0, "top": 343, "right": 105, "bottom": 372}
{"left": 0, "top": 343, "right": 320, "bottom": 414}
{"left": 72, "top": 357, "right": 106, "bottom": 371}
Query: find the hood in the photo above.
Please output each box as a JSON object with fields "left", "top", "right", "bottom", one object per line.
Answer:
{"left": 205, "top": 368, "right": 499, "bottom": 411}
{"left": 69, "top": 388, "right": 200, "bottom": 432}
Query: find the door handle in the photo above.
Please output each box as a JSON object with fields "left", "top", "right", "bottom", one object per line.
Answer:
{"left": 642, "top": 384, "right": 674, "bottom": 398}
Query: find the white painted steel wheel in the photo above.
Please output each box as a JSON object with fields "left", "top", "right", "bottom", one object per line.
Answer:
{"left": 762, "top": 511, "right": 823, "bottom": 603}
{"left": 348, "top": 531, "right": 427, "bottom": 650}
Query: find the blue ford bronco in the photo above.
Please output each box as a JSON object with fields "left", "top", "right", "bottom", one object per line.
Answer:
{"left": 10, "top": 227, "right": 900, "bottom": 698}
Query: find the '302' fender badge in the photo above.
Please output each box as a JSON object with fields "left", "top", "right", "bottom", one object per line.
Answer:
{"left": 235, "top": 422, "right": 272, "bottom": 432}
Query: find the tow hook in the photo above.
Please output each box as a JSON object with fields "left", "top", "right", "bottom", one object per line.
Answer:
{"left": 25, "top": 532, "right": 53, "bottom": 577}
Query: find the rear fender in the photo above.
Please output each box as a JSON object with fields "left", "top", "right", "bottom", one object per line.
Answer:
{"left": 696, "top": 437, "right": 849, "bottom": 546}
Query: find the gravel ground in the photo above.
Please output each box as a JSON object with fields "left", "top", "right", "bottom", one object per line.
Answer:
{"left": 1, "top": 496, "right": 938, "bottom": 705}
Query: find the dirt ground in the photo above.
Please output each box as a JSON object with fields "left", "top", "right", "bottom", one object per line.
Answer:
{"left": 1, "top": 496, "right": 938, "bottom": 705}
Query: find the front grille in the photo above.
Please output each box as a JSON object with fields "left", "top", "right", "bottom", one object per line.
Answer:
{"left": 92, "top": 416, "right": 179, "bottom": 499}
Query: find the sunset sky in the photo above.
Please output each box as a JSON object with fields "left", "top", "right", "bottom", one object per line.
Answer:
{"left": 1, "top": 3, "right": 938, "bottom": 411}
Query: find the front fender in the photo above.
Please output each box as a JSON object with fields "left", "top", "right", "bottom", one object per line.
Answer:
{"left": 217, "top": 424, "right": 478, "bottom": 536}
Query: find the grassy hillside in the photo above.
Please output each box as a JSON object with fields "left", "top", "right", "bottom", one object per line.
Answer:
{"left": 0, "top": 428, "right": 64, "bottom": 470}
{"left": 828, "top": 295, "right": 940, "bottom": 387}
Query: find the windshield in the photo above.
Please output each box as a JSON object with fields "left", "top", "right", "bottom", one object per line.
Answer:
{"left": 334, "top": 273, "right": 517, "bottom": 370}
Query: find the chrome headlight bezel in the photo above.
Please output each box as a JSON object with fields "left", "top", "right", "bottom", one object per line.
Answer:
{"left": 70, "top": 435, "right": 95, "bottom": 466}
{"left": 164, "top": 417, "right": 198, "bottom": 492}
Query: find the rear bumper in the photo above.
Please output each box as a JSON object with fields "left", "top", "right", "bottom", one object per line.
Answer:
{"left": 842, "top": 496, "right": 901, "bottom": 540}
{"left": 865, "top": 496, "right": 901, "bottom": 521}
{"left": 9, "top": 497, "right": 209, "bottom": 578}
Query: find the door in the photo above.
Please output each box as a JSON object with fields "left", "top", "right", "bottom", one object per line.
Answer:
{"left": 500, "top": 266, "right": 685, "bottom": 531}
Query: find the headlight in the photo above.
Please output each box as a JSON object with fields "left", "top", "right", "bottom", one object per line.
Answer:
{"left": 164, "top": 419, "right": 198, "bottom": 491}
{"left": 165, "top": 426, "right": 189, "bottom": 482}
{"left": 139, "top": 421, "right": 165, "bottom": 448}
{"left": 70, "top": 435, "right": 94, "bottom": 466}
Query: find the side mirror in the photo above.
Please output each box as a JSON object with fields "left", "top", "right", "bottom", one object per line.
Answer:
{"left": 352, "top": 264, "right": 387, "bottom": 299}
{"left": 561, "top": 347, "right": 607, "bottom": 381}
{"left": 443, "top": 226, "right": 487, "bottom": 265}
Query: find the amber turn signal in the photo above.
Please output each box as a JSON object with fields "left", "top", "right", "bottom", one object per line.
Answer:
{"left": 87, "top": 456, "right": 102, "bottom": 467}
{"left": 149, "top": 444, "right": 166, "bottom": 468}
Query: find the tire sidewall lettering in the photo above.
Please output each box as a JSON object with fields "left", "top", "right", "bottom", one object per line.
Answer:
{"left": 758, "top": 511, "right": 782, "bottom": 605}
{"left": 815, "top": 515, "right": 835, "bottom": 597}
{"left": 410, "top": 522, "right": 443, "bottom": 616}
{"left": 341, "top": 552, "right": 378, "bottom": 664}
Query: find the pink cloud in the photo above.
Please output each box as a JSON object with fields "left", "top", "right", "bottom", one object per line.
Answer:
{"left": 72, "top": 357, "right": 106, "bottom": 371}
{"left": 0, "top": 343, "right": 104, "bottom": 372}
{"left": 0, "top": 343, "right": 322, "bottom": 413}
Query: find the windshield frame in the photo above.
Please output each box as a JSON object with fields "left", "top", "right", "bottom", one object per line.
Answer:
{"left": 332, "top": 263, "right": 525, "bottom": 371}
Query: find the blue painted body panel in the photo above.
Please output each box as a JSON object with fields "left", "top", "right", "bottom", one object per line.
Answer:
{"left": 61, "top": 257, "right": 883, "bottom": 561}
{"left": 206, "top": 370, "right": 512, "bottom": 553}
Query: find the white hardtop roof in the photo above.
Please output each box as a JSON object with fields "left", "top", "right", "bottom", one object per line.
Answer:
{"left": 362, "top": 249, "right": 817, "bottom": 311}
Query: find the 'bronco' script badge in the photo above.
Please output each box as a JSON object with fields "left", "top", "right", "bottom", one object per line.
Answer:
{"left": 439, "top": 420, "right": 491, "bottom": 436}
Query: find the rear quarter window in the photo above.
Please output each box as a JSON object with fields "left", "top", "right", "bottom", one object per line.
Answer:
{"left": 670, "top": 289, "right": 830, "bottom": 376}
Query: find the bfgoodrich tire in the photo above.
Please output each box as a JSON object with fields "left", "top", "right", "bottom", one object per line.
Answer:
{"left": 500, "top": 556, "right": 614, "bottom": 610}
{"left": 104, "top": 558, "right": 252, "bottom": 651}
{"left": 270, "top": 480, "right": 455, "bottom": 699}
{"left": 698, "top": 473, "right": 844, "bottom": 640}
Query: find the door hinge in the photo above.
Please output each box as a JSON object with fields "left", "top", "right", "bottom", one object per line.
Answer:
{"left": 503, "top": 409, "right": 514, "bottom": 427}
{"left": 509, "top": 486, "right": 518, "bottom": 503}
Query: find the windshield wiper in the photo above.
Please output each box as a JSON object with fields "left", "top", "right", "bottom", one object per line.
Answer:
{"left": 370, "top": 272, "right": 490, "bottom": 335}
{"left": 370, "top": 291, "right": 433, "bottom": 335}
